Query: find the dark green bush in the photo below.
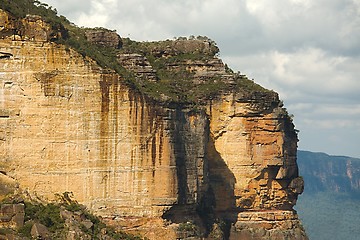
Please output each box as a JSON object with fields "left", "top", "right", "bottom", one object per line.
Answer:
{"left": 17, "top": 221, "right": 33, "bottom": 238}
{"left": 23, "top": 202, "right": 64, "bottom": 232}
{"left": 0, "top": 227, "right": 11, "bottom": 235}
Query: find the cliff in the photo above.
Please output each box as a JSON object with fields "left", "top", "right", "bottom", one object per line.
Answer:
{"left": 0, "top": 4, "right": 307, "bottom": 240}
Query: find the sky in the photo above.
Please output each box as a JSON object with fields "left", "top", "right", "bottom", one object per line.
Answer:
{"left": 41, "top": 0, "right": 360, "bottom": 158}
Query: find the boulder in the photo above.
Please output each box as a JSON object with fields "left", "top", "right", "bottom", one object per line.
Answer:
{"left": 85, "top": 28, "right": 122, "bottom": 49}
{"left": 31, "top": 223, "right": 50, "bottom": 240}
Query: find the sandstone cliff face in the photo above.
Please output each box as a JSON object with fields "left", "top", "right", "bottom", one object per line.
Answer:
{"left": 0, "top": 10, "right": 306, "bottom": 239}
{"left": 0, "top": 39, "right": 178, "bottom": 217}
{"left": 206, "top": 93, "right": 305, "bottom": 239}
{"left": 0, "top": 9, "right": 58, "bottom": 42}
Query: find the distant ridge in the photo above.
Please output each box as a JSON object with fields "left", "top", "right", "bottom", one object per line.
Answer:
{"left": 297, "top": 150, "right": 360, "bottom": 195}
{"left": 296, "top": 150, "right": 360, "bottom": 240}
{"left": 299, "top": 149, "right": 360, "bottom": 160}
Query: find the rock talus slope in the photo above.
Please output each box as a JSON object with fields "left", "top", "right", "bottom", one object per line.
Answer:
{"left": 0, "top": 9, "right": 307, "bottom": 239}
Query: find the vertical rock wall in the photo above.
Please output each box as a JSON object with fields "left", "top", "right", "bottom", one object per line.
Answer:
{"left": 0, "top": 40, "right": 208, "bottom": 220}
{"left": 206, "top": 93, "right": 306, "bottom": 239}
{"left": 0, "top": 10, "right": 307, "bottom": 238}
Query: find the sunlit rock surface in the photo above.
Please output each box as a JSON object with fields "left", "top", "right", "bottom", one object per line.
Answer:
{"left": 0, "top": 9, "right": 307, "bottom": 239}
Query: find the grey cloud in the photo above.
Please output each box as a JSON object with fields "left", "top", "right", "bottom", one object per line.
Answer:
{"left": 217, "top": 0, "right": 360, "bottom": 57}
{"left": 42, "top": 0, "right": 92, "bottom": 22}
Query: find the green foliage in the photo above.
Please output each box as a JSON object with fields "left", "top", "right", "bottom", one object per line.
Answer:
{"left": 105, "top": 227, "right": 143, "bottom": 240}
{"left": 17, "top": 221, "right": 33, "bottom": 238}
{"left": 233, "top": 74, "right": 270, "bottom": 93}
{"left": 56, "top": 27, "right": 118, "bottom": 69}
{"left": 1, "top": 0, "right": 57, "bottom": 19}
{"left": 18, "top": 201, "right": 65, "bottom": 238}
{"left": 178, "top": 222, "right": 199, "bottom": 233}
{"left": 1, "top": 0, "right": 128, "bottom": 74}
{"left": 23, "top": 202, "right": 64, "bottom": 232}
{"left": 0, "top": 228, "right": 11, "bottom": 235}
{"left": 127, "top": 41, "right": 271, "bottom": 104}
{"left": 58, "top": 193, "right": 143, "bottom": 240}
{"left": 1, "top": 192, "right": 143, "bottom": 240}
{"left": 208, "top": 220, "right": 227, "bottom": 240}
{"left": 64, "top": 201, "right": 83, "bottom": 212}
{"left": 120, "top": 38, "right": 144, "bottom": 54}
{"left": 140, "top": 68, "right": 196, "bottom": 103}
{"left": 119, "top": 37, "right": 236, "bottom": 104}
{"left": 224, "top": 64, "right": 233, "bottom": 73}
{"left": 97, "top": 40, "right": 270, "bottom": 104}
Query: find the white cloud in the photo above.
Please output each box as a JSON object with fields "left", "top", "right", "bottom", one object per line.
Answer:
{"left": 287, "top": 103, "right": 314, "bottom": 112}
{"left": 41, "top": 0, "right": 91, "bottom": 21}
{"left": 314, "top": 104, "right": 360, "bottom": 116}
{"left": 242, "top": 0, "right": 360, "bottom": 56}
{"left": 71, "top": 0, "right": 119, "bottom": 28}
{"left": 271, "top": 48, "right": 359, "bottom": 96}
{"left": 224, "top": 47, "right": 360, "bottom": 103}
{"left": 302, "top": 119, "right": 360, "bottom": 129}
{"left": 42, "top": 0, "right": 360, "bottom": 54}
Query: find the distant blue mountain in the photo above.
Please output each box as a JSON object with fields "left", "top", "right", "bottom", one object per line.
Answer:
{"left": 297, "top": 150, "right": 360, "bottom": 196}
{"left": 296, "top": 150, "right": 360, "bottom": 240}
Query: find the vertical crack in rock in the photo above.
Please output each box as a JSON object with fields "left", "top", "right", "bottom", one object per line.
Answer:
{"left": 163, "top": 108, "right": 210, "bottom": 230}
{"left": 99, "top": 74, "right": 111, "bottom": 199}
{"left": 202, "top": 133, "right": 238, "bottom": 238}
{"left": 98, "top": 73, "right": 120, "bottom": 199}
{"left": 172, "top": 107, "right": 188, "bottom": 205}
{"left": 99, "top": 75, "right": 110, "bottom": 165}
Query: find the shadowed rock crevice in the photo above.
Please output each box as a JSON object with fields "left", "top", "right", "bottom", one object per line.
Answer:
{"left": 163, "top": 108, "right": 209, "bottom": 222}
{"left": 200, "top": 134, "right": 238, "bottom": 239}
{"left": 163, "top": 110, "right": 238, "bottom": 239}
{"left": 171, "top": 108, "right": 189, "bottom": 205}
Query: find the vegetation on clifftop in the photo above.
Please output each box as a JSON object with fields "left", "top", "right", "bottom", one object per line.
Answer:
{"left": 119, "top": 37, "right": 272, "bottom": 104}
{"left": 2, "top": 0, "right": 61, "bottom": 20}
{"left": 1, "top": 0, "right": 273, "bottom": 105}
{"left": 0, "top": 193, "right": 143, "bottom": 239}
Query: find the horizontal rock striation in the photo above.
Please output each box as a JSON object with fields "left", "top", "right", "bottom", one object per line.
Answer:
{"left": 117, "top": 53, "right": 157, "bottom": 82}
{"left": 0, "top": 9, "right": 307, "bottom": 240}
{"left": 85, "top": 28, "right": 122, "bottom": 49}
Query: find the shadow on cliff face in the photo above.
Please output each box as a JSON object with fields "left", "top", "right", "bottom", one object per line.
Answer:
{"left": 162, "top": 108, "right": 237, "bottom": 239}
{"left": 201, "top": 135, "right": 237, "bottom": 239}
{"left": 162, "top": 107, "right": 206, "bottom": 227}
